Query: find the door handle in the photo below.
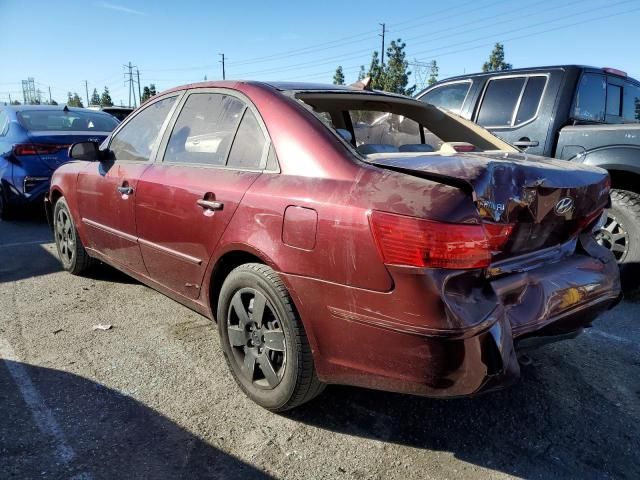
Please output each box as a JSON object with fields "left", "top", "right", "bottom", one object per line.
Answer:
{"left": 196, "top": 199, "right": 224, "bottom": 211}
{"left": 117, "top": 186, "right": 134, "bottom": 195}
{"left": 513, "top": 138, "right": 539, "bottom": 148}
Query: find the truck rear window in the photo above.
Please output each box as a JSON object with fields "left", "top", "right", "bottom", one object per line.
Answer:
{"left": 573, "top": 73, "right": 606, "bottom": 122}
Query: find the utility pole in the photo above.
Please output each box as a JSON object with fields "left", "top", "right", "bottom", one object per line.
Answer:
{"left": 84, "top": 80, "right": 89, "bottom": 106}
{"left": 48, "top": 86, "right": 52, "bottom": 104}
{"left": 379, "top": 23, "right": 386, "bottom": 67}
{"left": 8, "top": 93, "right": 11, "bottom": 104}
{"left": 124, "top": 62, "right": 137, "bottom": 108}
{"left": 219, "top": 53, "right": 226, "bottom": 80}
{"left": 136, "top": 68, "right": 142, "bottom": 104}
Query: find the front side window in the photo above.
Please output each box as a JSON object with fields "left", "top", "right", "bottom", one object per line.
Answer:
{"left": 164, "top": 93, "right": 244, "bottom": 166}
{"left": 477, "top": 77, "right": 526, "bottom": 127}
{"left": 622, "top": 83, "right": 640, "bottom": 123}
{"left": 573, "top": 73, "right": 606, "bottom": 122}
{"left": 110, "top": 96, "right": 177, "bottom": 162}
{"left": 421, "top": 82, "right": 471, "bottom": 114}
{"left": 0, "top": 111, "right": 8, "bottom": 136}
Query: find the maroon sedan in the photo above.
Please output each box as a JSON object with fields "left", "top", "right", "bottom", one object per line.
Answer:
{"left": 47, "top": 81, "right": 621, "bottom": 411}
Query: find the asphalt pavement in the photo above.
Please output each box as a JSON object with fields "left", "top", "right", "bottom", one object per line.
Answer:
{"left": 1, "top": 216, "right": 638, "bottom": 479}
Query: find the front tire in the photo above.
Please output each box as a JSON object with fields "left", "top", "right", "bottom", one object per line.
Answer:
{"left": 53, "top": 197, "right": 94, "bottom": 275}
{"left": 596, "top": 189, "right": 640, "bottom": 289}
{"left": 217, "top": 263, "right": 324, "bottom": 411}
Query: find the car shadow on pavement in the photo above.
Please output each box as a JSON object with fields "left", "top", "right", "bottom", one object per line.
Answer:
{"left": 0, "top": 360, "right": 271, "bottom": 479}
{"left": 286, "top": 351, "right": 639, "bottom": 479}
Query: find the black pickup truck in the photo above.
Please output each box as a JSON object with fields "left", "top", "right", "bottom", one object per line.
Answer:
{"left": 417, "top": 65, "right": 640, "bottom": 284}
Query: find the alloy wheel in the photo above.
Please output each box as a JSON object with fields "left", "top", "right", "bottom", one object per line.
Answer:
{"left": 227, "top": 288, "right": 286, "bottom": 389}
{"left": 55, "top": 208, "right": 76, "bottom": 265}
{"left": 595, "top": 212, "right": 629, "bottom": 261}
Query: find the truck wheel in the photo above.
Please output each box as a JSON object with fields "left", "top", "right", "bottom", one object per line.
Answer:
{"left": 596, "top": 189, "right": 640, "bottom": 289}
{"left": 217, "top": 263, "right": 325, "bottom": 411}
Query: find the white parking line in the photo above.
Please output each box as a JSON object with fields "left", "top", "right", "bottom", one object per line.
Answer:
{"left": 0, "top": 239, "right": 53, "bottom": 249}
{"left": 587, "top": 328, "right": 639, "bottom": 351}
{"left": 0, "top": 335, "right": 76, "bottom": 464}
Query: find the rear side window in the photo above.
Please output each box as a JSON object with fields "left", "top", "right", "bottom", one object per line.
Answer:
{"left": 477, "top": 77, "right": 526, "bottom": 127}
{"left": 421, "top": 82, "right": 471, "bottom": 114}
{"left": 606, "top": 84, "right": 622, "bottom": 117}
{"left": 227, "top": 109, "right": 267, "bottom": 169}
{"left": 573, "top": 73, "right": 606, "bottom": 122}
{"left": 514, "top": 76, "right": 546, "bottom": 125}
{"left": 110, "top": 96, "right": 177, "bottom": 162}
{"left": 622, "top": 83, "right": 640, "bottom": 123}
{"left": 164, "top": 93, "right": 244, "bottom": 166}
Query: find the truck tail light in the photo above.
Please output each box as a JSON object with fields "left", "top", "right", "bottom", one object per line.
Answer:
{"left": 13, "top": 143, "right": 69, "bottom": 156}
{"left": 369, "top": 211, "right": 513, "bottom": 269}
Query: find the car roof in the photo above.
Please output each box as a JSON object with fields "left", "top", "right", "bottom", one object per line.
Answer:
{"left": 422, "top": 64, "right": 637, "bottom": 85}
{"left": 1, "top": 104, "right": 115, "bottom": 116}
{"left": 158, "top": 79, "right": 412, "bottom": 101}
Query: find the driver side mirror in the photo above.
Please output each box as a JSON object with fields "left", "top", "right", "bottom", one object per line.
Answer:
{"left": 69, "top": 141, "right": 107, "bottom": 162}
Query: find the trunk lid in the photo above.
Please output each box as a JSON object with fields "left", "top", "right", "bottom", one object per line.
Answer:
{"left": 26, "top": 131, "right": 110, "bottom": 171}
{"left": 368, "top": 151, "right": 610, "bottom": 255}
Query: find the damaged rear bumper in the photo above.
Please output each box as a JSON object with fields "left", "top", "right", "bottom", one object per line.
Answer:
{"left": 282, "top": 233, "right": 621, "bottom": 398}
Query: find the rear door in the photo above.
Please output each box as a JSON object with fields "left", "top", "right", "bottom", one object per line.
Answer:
{"left": 473, "top": 74, "right": 549, "bottom": 155}
{"left": 134, "top": 89, "right": 269, "bottom": 299}
{"left": 77, "top": 94, "right": 180, "bottom": 272}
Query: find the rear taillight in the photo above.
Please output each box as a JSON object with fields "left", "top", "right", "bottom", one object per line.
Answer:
{"left": 13, "top": 143, "right": 69, "bottom": 156}
{"left": 369, "top": 211, "right": 513, "bottom": 269}
{"left": 483, "top": 222, "right": 514, "bottom": 251}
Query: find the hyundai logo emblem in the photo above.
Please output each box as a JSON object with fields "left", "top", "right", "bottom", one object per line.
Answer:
{"left": 554, "top": 197, "right": 574, "bottom": 215}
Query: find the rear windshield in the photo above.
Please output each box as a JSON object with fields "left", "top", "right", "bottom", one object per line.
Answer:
{"left": 17, "top": 110, "right": 118, "bottom": 132}
{"left": 296, "top": 92, "right": 515, "bottom": 157}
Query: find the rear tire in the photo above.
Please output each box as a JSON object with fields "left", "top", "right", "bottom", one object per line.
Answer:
{"left": 53, "top": 197, "right": 94, "bottom": 275}
{"left": 597, "top": 189, "right": 640, "bottom": 291}
{"left": 217, "top": 263, "right": 325, "bottom": 411}
{"left": 0, "top": 185, "right": 13, "bottom": 221}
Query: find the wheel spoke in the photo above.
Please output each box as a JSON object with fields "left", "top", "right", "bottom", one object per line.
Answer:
{"left": 257, "top": 353, "right": 279, "bottom": 387}
{"left": 231, "top": 293, "right": 250, "bottom": 328}
{"left": 263, "top": 330, "right": 285, "bottom": 352}
{"left": 242, "top": 349, "right": 257, "bottom": 379}
{"left": 612, "top": 243, "right": 626, "bottom": 253}
{"left": 251, "top": 291, "right": 267, "bottom": 327}
{"left": 605, "top": 219, "right": 617, "bottom": 233}
{"left": 228, "top": 325, "right": 247, "bottom": 347}
{"left": 611, "top": 233, "right": 627, "bottom": 242}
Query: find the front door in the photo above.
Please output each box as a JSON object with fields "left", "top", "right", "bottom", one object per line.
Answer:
{"left": 134, "top": 90, "right": 269, "bottom": 299}
{"left": 77, "top": 95, "right": 179, "bottom": 272}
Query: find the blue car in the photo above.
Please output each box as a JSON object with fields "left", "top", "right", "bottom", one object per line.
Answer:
{"left": 0, "top": 105, "right": 119, "bottom": 219}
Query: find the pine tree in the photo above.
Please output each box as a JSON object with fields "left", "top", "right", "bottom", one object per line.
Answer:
{"left": 67, "top": 92, "right": 84, "bottom": 107}
{"left": 333, "top": 66, "right": 345, "bottom": 85}
{"left": 100, "top": 87, "right": 113, "bottom": 107}
{"left": 357, "top": 65, "right": 366, "bottom": 81}
{"left": 382, "top": 39, "right": 415, "bottom": 95}
{"left": 149, "top": 84, "right": 157, "bottom": 96}
{"left": 141, "top": 86, "right": 152, "bottom": 102}
{"left": 90, "top": 88, "right": 100, "bottom": 105}
{"left": 367, "top": 51, "right": 384, "bottom": 90}
{"left": 482, "top": 43, "right": 512, "bottom": 72}
{"left": 427, "top": 60, "right": 439, "bottom": 86}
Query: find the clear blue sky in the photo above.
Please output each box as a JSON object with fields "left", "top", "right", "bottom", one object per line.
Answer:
{"left": 1, "top": 0, "right": 639, "bottom": 106}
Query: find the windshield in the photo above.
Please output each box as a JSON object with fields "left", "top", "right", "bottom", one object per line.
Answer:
{"left": 296, "top": 92, "right": 515, "bottom": 157}
{"left": 17, "top": 110, "right": 118, "bottom": 132}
